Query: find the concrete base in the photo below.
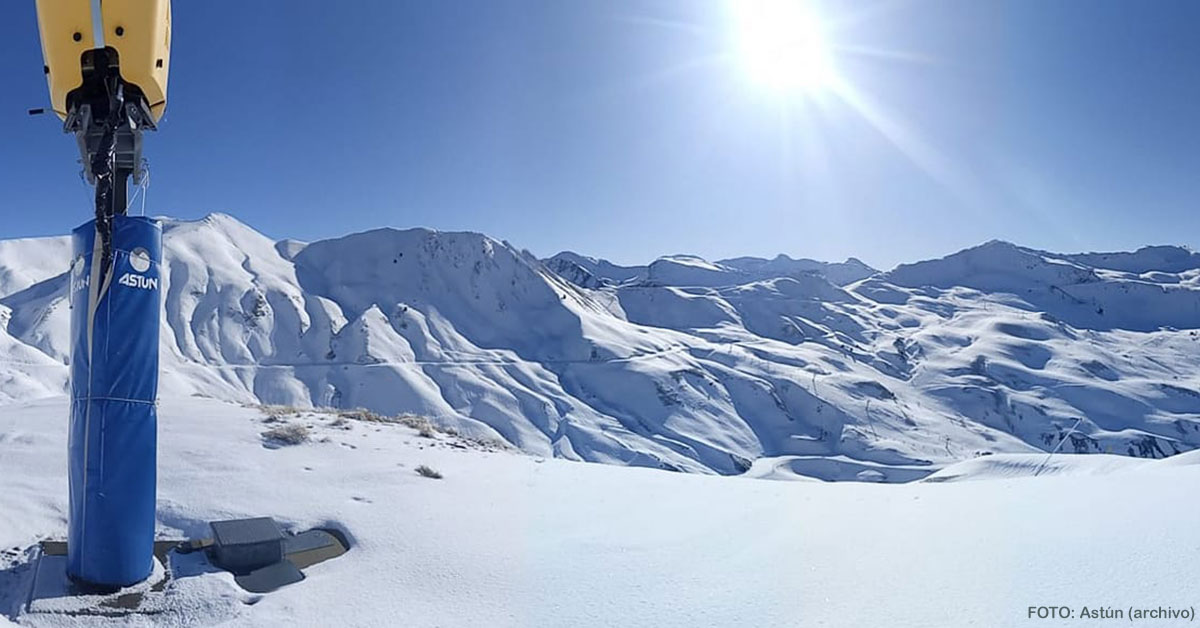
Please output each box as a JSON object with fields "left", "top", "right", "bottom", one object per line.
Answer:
{"left": 24, "top": 541, "right": 178, "bottom": 618}
{"left": 20, "top": 527, "right": 349, "bottom": 615}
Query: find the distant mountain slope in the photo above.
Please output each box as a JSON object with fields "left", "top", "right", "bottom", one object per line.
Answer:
{"left": 545, "top": 251, "right": 878, "bottom": 288}
{"left": 544, "top": 252, "right": 646, "bottom": 287}
{"left": 1, "top": 215, "right": 1198, "bottom": 479}
{"left": 881, "top": 240, "right": 1200, "bottom": 331}
{"left": 1063, "top": 245, "right": 1200, "bottom": 275}
{"left": 0, "top": 235, "right": 71, "bottom": 299}
{"left": 718, "top": 254, "right": 877, "bottom": 286}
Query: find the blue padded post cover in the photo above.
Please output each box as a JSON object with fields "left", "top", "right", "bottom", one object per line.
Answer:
{"left": 67, "top": 216, "right": 162, "bottom": 586}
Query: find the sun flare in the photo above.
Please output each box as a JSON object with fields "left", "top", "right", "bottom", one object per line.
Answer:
{"left": 730, "top": 0, "right": 837, "bottom": 94}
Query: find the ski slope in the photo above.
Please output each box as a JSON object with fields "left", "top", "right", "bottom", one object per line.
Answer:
{"left": 0, "top": 398, "right": 1197, "bottom": 627}
{"left": 2, "top": 215, "right": 1200, "bottom": 480}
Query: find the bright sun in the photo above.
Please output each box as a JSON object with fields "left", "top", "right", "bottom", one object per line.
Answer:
{"left": 731, "top": 0, "right": 837, "bottom": 94}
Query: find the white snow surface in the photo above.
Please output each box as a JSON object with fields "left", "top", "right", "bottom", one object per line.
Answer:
{"left": 1, "top": 215, "right": 1200, "bottom": 480}
{"left": 3, "top": 218, "right": 1200, "bottom": 625}
{"left": 1, "top": 397, "right": 1199, "bottom": 627}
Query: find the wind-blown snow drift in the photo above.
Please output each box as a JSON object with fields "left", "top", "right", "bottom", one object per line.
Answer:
{"left": 2, "top": 214, "right": 1199, "bottom": 479}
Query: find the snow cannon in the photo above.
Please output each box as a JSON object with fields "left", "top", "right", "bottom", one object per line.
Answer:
{"left": 34, "top": 0, "right": 172, "bottom": 588}
{"left": 36, "top": 0, "right": 170, "bottom": 224}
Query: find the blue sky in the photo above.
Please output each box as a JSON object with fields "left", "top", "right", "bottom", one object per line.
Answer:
{"left": 2, "top": 0, "right": 1199, "bottom": 269}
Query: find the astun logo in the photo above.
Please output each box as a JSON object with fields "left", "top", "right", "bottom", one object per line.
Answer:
{"left": 130, "top": 247, "right": 152, "bottom": 273}
{"left": 70, "top": 256, "right": 89, "bottom": 293}
{"left": 119, "top": 273, "right": 158, "bottom": 290}
{"left": 69, "top": 255, "right": 89, "bottom": 295}
{"left": 119, "top": 247, "right": 157, "bottom": 291}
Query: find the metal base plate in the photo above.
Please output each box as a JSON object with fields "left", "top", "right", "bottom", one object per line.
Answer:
{"left": 230, "top": 528, "right": 349, "bottom": 593}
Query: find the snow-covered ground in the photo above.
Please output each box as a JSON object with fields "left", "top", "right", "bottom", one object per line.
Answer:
{"left": 3, "top": 215, "right": 1200, "bottom": 481}
{"left": 3, "top": 216, "right": 1199, "bottom": 624}
{"left": 1, "top": 397, "right": 1197, "bottom": 627}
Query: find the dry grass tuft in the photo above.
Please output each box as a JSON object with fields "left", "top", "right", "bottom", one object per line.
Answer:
{"left": 259, "top": 405, "right": 305, "bottom": 423}
{"left": 337, "top": 407, "right": 388, "bottom": 423}
{"left": 415, "top": 464, "right": 442, "bottom": 479}
{"left": 260, "top": 403, "right": 462, "bottom": 442}
{"left": 397, "top": 414, "right": 437, "bottom": 438}
{"left": 261, "top": 423, "right": 310, "bottom": 446}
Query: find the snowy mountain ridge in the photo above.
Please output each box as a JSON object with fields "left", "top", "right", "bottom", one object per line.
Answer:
{"left": 2, "top": 213, "right": 1199, "bottom": 481}
{"left": 544, "top": 249, "right": 877, "bottom": 288}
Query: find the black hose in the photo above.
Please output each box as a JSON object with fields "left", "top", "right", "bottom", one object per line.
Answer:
{"left": 90, "top": 81, "right": 126, "bottom": 283}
